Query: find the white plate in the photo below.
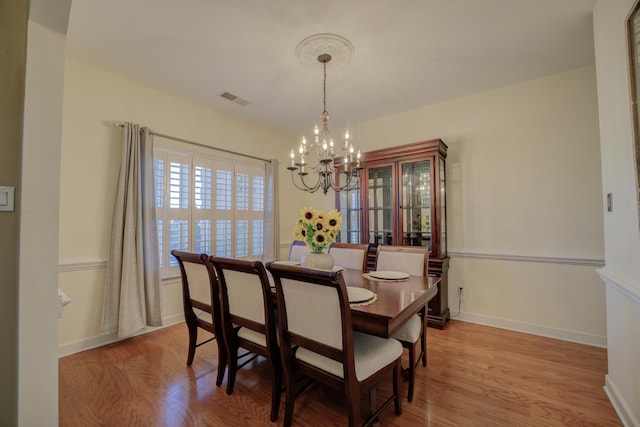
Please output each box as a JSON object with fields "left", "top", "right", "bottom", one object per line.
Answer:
{"left": 271, "top": 260, "right": 300, "bottom": 266}
{"left": 369, "top": 270, "right": 410, "bottom": 280}
{"left": 347, "top": 287, "right": 375, "bottom": 303}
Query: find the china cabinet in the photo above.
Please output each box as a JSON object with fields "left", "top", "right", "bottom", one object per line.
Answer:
{"left": 337, "top": 138, "right": 450, "bottom": 329}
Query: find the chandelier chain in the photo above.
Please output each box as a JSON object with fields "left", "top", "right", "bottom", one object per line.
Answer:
{"left": 323, "top": 60, "right": 327, "bottom": 114}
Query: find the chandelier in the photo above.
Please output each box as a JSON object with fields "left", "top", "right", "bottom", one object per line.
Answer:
{"left": 288, "top": 35, "right": 362, "bottom": 194}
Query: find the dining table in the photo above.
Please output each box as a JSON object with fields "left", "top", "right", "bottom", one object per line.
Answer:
{"left": 269, "top": 263, "right": 440, "bottom": 339}
{"left": 340, "top": 268, "right": 440, "bottom": 339}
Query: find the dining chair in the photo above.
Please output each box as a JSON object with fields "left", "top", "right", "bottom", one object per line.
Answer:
{"left": 375, "top": 245, "right": 429, "bottom": 402}
{"left": 288, "top": 240, "right": 308, "bottom": 262}
{"left": 267, "top": 262, "right": 403, "bottom": 427}
{"left": 209, "top": 256, "right": 282, "bottom": 422}
{"left": 328, "top": 242, "right": 369, "bottom": 271}
{"left": 171, "top": 250, "right": 227, "bottom": 387}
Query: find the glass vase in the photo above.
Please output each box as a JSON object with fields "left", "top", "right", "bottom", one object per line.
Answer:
{"left": 301, "top": 247, "right": 335, "bottom": 270}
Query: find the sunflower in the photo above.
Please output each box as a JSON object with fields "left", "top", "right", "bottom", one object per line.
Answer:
{"left": 294, "top": 207, "right": 343, "bottom": 252}
{"left": 300, "top": 207, "right": 317, "bottom": 224}
{"left": 311, "top": 230, "right": 330, "bottom": 247}
{"left": 293, "top": 222, "right": 308, "bottom": 241}
{"left": 325, "top": 209, "right": 342, "bottom": 231}
{"left": 314, "top": 216, "right": 329, "bottom": 232}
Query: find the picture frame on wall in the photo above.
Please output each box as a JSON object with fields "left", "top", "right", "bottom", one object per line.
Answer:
{"left": 626, "top": 0, "right": 640, "bottom": 225}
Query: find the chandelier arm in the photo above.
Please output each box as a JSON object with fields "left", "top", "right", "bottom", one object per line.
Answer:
{"left": 289, "top": 169, "right": 315, "bottom": 192}
{"left": 295, "top": 169, "right": 323, "bottom": 193}
{"left": 330, "top": 169, "right": 357, "bottom": 192}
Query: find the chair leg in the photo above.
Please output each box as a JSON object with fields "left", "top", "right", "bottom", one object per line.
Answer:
{"left": 346, "top": 387, "right": 360, "bottom": 427}
{"left": 369, "top": 386, "right": 378, "bottom": 425}
{"left": 407, "top": 342, "right": 416, "bottom": 402}
{"left": 215, "top": 338, "right": 227, "bottom": 387}
{"left": 421, "top": 314, "right": 428, "bottom": 367}
{"left": 268, "top": 356, "right": 282, "bottom": 421}
{"left": 226, "top": 345, "right": 237, "bottom": 395}
{"left": 393, "top": 360, "right": 402, "bottom": 415}
{"left": 186, "top": 322, "right": 197, "bottom": 366}
{"left": 420, "top": 307, "right": 428, "bottom": 366}
{"left": 283, "top": 370, "right": 296, "bottom": 427}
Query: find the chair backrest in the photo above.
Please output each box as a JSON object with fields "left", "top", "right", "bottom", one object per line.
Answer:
{"left": 375, "top": 245, "right": 429, "bottom": 276}
{"left": 210, "top": 256, "right": 277, "bottom": 343}
{"left": 288, "top": 240, "right": 308, "bottom": 262}
{"left": 172, "top": 250, "right": 221, "bottom": 330}
{"left": 267, "top": 263, "right": 356, "bottom": 377}
{"left": 328, "top": 242, "right": 369, "bottom": 271}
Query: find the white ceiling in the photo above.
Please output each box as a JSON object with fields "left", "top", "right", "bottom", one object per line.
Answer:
{"left": 66, "top": 0, "right": 597, "bottom": 137}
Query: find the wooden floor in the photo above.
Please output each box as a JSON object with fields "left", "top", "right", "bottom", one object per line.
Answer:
{"left": 59, "top": 320, "right": 621, "bottom": 426}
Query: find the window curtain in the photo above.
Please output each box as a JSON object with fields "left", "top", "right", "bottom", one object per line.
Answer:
{"left": 101, "top": 122, "right": 162, "bottom": 338}
{"left": 263, "top": 159, "right": 279, "bottom": 261}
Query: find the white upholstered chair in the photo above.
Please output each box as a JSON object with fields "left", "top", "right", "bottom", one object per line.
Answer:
{"left": 209, "top": 256, "right": 282, "bottom": 422}
{"left": 267, "top": 262, "right": 403, "bottom": 427}
{"left": 171, "top": 250, "right": 227, "bottom": 387}
{"left": 288, "top": 240, "right": 308, "bottom": 262}
{"left": 375, "top": 245, "right": 429, "bottom": 402}
{"left": 328, "top": 242, "right": 369, "bottom": 271}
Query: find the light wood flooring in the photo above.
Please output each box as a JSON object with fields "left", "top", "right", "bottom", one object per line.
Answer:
{"left": 59, "top": 320, "right": 621, "bottom": 426}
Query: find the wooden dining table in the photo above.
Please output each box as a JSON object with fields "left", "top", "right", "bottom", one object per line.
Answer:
{"left": 340, "top": 268, "right": 440, "bottom": 339}
{"left": 268, "top": 263, "right": 440, "bottom": 339}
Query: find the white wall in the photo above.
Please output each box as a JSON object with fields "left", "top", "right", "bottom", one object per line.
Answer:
{"left": 352, "top": 65, "right": 607, "bottom": 346}
{"left": 20, "top": 6, "right": 70, "bottom": 425}
{"left": 594, "top": 1, "right": 640, "bottom": 425}
{"left": 58, "top": 60, "right": 308, "bottom": 352}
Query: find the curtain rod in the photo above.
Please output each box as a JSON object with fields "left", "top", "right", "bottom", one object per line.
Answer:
{"left": 113, "top": 121, "right": 272, "bottom": 163}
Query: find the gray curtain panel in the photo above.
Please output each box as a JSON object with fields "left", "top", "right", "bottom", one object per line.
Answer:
{"left": 263, "top": 159, "right": 279, "bottom": 262}
{"left": 101, "top": 122, "right": 162, "bottom": 337}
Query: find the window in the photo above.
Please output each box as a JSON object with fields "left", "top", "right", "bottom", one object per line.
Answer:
{"left": 154, "top": 146, "right": 267, "bottom": 278}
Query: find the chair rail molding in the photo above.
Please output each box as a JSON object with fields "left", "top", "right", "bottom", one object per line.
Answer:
{"left": 448, "top": 249, "right": 605, "bottom": 267}
{"left": 58, "top": 258, "right": 108, "bottom": 272}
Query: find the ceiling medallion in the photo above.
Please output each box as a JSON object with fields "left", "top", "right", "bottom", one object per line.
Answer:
{"left": 295, "top": 33, "right": 354, "bottom": 70}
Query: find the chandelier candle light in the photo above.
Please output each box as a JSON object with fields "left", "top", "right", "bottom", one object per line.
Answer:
{"left": 288, "top": 34, "right": 363, "bottom": 194}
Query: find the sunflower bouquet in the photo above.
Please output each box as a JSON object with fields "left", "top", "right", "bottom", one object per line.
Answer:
{"left": 294, "top": 207, "right": 342, "bottom": 253}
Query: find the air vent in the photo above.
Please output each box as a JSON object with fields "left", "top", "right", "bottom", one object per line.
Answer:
{"left": 219, "top": 91, "right": 250, "bottom": 107}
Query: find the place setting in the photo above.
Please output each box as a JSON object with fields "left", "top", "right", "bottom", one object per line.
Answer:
{"left": 363, "top": 270, "right": 411, "bottom": 282}
{"left": 347, "top": 286, "right": 377, "bottom": 307}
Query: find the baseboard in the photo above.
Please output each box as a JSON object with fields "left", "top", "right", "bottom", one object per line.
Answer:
{"left": 455, "top": 311, "right": 607, "bottom": 348}
{"left": 604, "top": 375, "right": 639, "bottom": 427}
{"left": 58, "top": 313, "right": 185, "bottom": 358}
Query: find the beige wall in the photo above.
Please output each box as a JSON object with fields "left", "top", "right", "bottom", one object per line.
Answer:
{"left": 59, "top": 61, "right": 608, "bottom": 354}
{"left": 58, "top": 60, "right": 311, "bottom": 351}
{"left": 594, "top": 1, "right": 640, "bottom": 425}
{"left": 351, "top": 65, "right": 606, "bottom": 345}
{"left": 0, "top": 0, "right": 27, "bottom": 424}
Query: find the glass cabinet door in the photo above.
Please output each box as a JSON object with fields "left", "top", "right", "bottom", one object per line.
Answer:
{"left": 400, "top": 160, "right": 431, "bottom": 250}
{"left": 367, "top": 165, "right": 394, "bottom": 245}
{"left": 338, "top": 174, "right": 361, "bottom": 243}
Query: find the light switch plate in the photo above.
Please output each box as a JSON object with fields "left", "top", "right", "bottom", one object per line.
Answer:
{"left": 0, "top": 186, "right": 15, "bottom": 212}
